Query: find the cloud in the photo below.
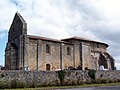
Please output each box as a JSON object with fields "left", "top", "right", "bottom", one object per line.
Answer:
{"left": 115, "top": 63, "right": 120, "bottom": 70}
{"left": 0, "top": 0, "right": 18, "bottom": 31}
{"left": 0, "top": 0, "right": 120, "bottom": 68}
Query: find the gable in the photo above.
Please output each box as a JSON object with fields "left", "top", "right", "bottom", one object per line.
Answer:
{"left": 8, "top": 12, "right": 27, "bottom": 42}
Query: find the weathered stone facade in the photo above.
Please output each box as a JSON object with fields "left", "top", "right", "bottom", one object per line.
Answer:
{"left": 5, "top": 12, "right": 115, "bottom": 71}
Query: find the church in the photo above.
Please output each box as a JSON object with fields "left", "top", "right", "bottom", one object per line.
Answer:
{"left": 5, "top": 12, "right": 115, "bottom": 71}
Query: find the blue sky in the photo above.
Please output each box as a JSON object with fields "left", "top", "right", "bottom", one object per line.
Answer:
{"left": 0, "top": 30, "right": 7, "bottom": 66}
{"left": 0, "top": 0, "right": 120, "bottom": 69}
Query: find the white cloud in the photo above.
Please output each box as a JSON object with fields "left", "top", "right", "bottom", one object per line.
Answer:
{"left": 0, "top": 0, "right": 120, "bottom": 68}
{"left": 94, "top": 0, "right": 120, "bottom": 17}
{"left": 0, "top": 0, "right": 19, "bottom": 31}
{"left": 115, "top": 63, "right": 120, "bottom": 70}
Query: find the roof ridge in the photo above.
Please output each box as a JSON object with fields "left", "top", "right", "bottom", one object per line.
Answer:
{"left": 28, "top": 35, "right": 73, "bottom": 44}
{"left": 62, "top": 36, "right": 108, "bottom": 47}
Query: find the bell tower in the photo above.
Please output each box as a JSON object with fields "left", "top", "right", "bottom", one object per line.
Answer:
{"left": 5, "top": 12, "right": 27, "bottom": 70}
{"left": 8, "top": 12, "right": 27, "bottom": 42}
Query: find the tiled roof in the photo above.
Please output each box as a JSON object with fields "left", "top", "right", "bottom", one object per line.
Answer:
{"left": 28, "top": 35, "right": 108, "bottom": 47}
{"left": 62, "top": 36, "right": 109, "bottom": 47}
{"left": 28, "top": 35, "right": 73, "bottom": 45}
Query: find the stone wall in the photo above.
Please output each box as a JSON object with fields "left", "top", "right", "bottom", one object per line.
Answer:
{"left": 82, "top": 42, "right": 91, "bottom": 70}
{"left": 39, "top": 40, "right": 61, "bottom": 71}
{"left": 96, "top": 70, "right": 120, "bottom": 80}
{"left": 28, "top": 39, "right": 37, "bottom": 70}
{"left": 0, "top": 70, "right": 60, "bottom": 88}
{"left": 0, "top": 70, "right": 89, "bottom": 88}
{"left": 1, "top": 70, "right": 120, "bottom": 88}
{"left": 62, "top": 44, "right": 74, "bottom": 69}
{"left": 27, "top": 38, "right": 75, "bottom": 71}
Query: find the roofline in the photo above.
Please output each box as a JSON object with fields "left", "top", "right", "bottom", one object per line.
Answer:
{"left": 27, "top": 35, "right": 73, "bottom": 45}
{"left": 15, "top": 12, "right": 26, "bottom": 23}
{"left": 61, "top": 37, "right": 109, "bottom": 47}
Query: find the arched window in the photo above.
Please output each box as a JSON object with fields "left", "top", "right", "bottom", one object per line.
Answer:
{"left": 46, "top": 44, "right": 50, "bottom": 53}
{"left": 67, "top": 47, "right": 71, "bottom": 55}
{"left": 97, "top": 44, "right": 99, "bottom": 48}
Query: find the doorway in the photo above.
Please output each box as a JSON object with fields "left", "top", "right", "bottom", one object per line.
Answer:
{"left": 46, "top": 64, "right": 50, "bottom": 71}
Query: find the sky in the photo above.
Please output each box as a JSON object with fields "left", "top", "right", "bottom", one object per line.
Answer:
{"left": 0, "top": 0, "right": 120, "bottom": 69}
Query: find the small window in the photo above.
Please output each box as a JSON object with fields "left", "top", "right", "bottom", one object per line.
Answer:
{"left": 67, "top": 47, "right": 71, "bottom": 55}
{"left": 46, "top": 44, "right": 50, "bottom": 53}
{"left": 46, "top": 64, "right": 50, "bottom": 71}
{"left": 97, "top": 44, "right": 99, "bottom": 48}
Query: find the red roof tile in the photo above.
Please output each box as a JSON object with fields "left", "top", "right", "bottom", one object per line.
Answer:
{"left": 28, "top": 35, "right": 73, "bottom": 45}
{"left": 62, "top": 36, "right": 109, "bottom": 47}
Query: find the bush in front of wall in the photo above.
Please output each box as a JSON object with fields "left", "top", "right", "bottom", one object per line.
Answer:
{"left": 0, "top": 81, "right": 11, "bottom": 89}
{"left": 10, "top": 79, "right": 26, "bottom": 88}
{"left": 117, "top": 79, "right": 120, "bottom": 82}
{"left": 10, "top": 79, "right": 18, "bottom": 88}
{"left": 58, "top": 70, "right": 66, "bottom": 85}
{"left": 88, "top": 69, "right": 96, "bottom": 79}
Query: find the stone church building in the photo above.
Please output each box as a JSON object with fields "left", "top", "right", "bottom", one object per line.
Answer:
{"left": 5, "top": 12, "right": 115, "bottom": 71}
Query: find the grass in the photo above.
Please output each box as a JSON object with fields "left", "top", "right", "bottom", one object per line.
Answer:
{"left": 2, "top": 83, "right": 120, "bottom": 90}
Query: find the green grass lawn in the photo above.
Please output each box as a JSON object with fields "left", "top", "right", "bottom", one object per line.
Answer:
{"left": 3, "top": 83, "right": 120, "bottom": 90}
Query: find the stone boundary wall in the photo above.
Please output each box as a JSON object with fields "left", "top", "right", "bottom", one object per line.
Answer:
{"left": 0, "top": 70, "right": 60, "bottom": 88}
{"left": 96, "top": 70, "right": 120, "bottom": 80}
{"left": 0, "top": 70, "right": 120, "bottom": 88}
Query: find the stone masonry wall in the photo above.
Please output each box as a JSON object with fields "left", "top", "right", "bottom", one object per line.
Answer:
{"left": 0, "top": 70, "right": 60, "bottom": 88}
{"left": 96, "top": 70, "right": 120, "bottom": 80}
{"left": 0, "top": 70, "right": 120, "bottom": 88}
{"left": 0, "top": 70, "right": 89, "bottom": 88}
{"left": 39, "top": 40, "right": 61, "bottom": 71}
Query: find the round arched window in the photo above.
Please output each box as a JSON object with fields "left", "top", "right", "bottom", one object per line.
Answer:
{"left": 67, "top": 47, "right": 71, "bottom": 55}
{"left": 46, "top": 44, "right": 50, "bottom": 53}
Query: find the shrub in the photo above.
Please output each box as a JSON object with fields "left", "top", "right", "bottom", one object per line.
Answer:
{"left": 117, "top": 79, "right": 120, "bottom": 82}
{"left": 107, "top": 79, "right": 113, "bottom": 83}
{"left": 58, "top": 70, "right": 66, "bottom": 85}
{"left": 95, "top": 79, "right": 102, "bottom": 84}
{"left": 17, "top": 81, "right": 25, "bottom": 88}
{"left": 1, "top": 74, "right": 4, "bottom": 78}
{"left": 91, "top": 79, "right": 97, "bottom": 84}
{"left": 95, "top": 79, "right": 108, "bottom": 84}
{"left": 0, "top": 81, "right": 12, "bottom": 89}
{"left": 112, "top": 79, "right": 118, "bottom": 83}
{"left": 11, "top": 79, "right": 17, "bottom": 88}
{"left": 10, "top": 79, "right": 25, "bottom": 88}
{"left": 88, "top": 69, "right": 96, "bottom": 79}
{"left": 101, "top": 79, "right": 107, "bottom": 84}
